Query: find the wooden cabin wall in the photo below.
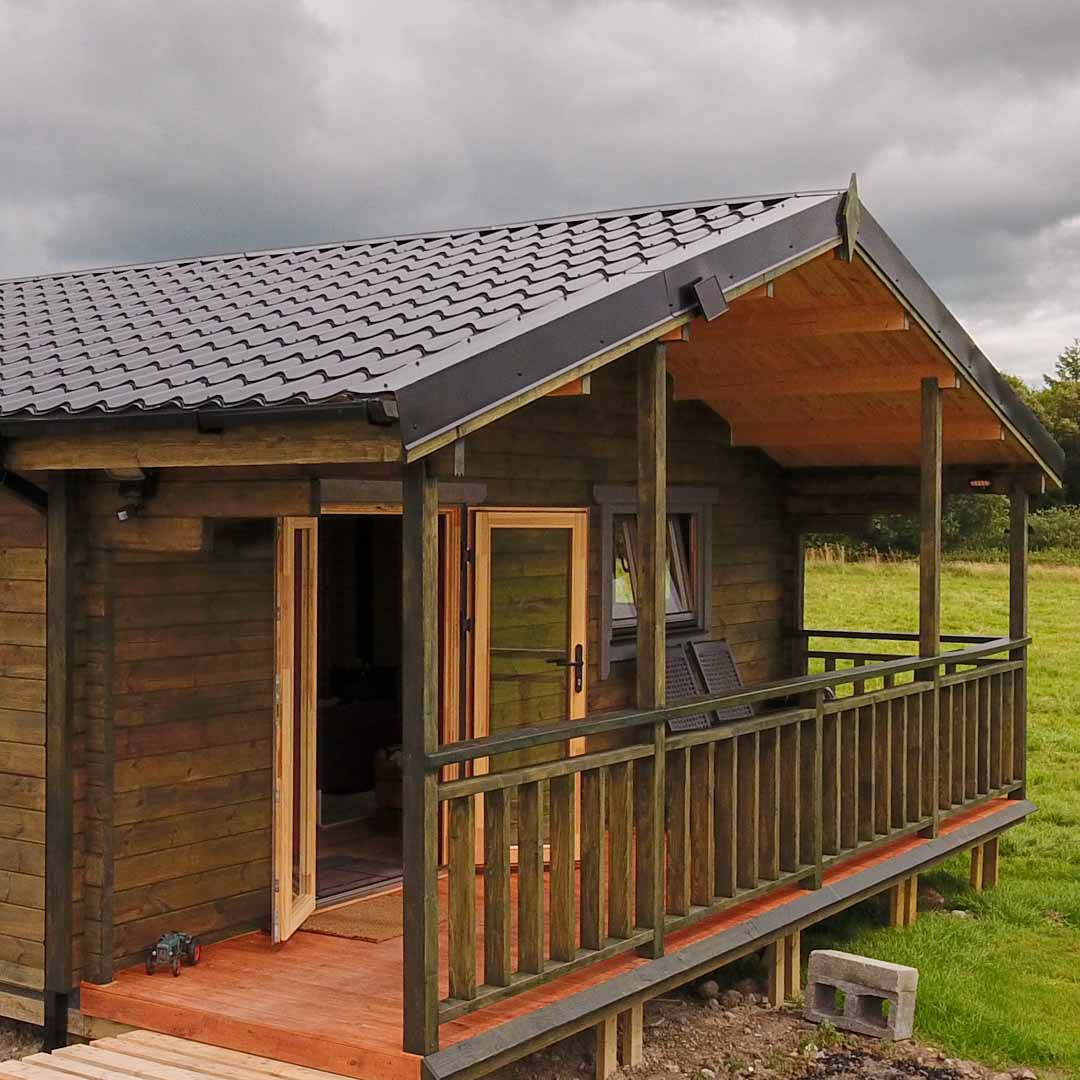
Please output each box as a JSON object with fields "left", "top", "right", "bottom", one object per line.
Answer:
{"left": 75, "top": 479, "right": 287, "bottom": 980}
{"left": 448, "top": 356, "right": 790, "bottom": 716}
{"left": 0, "top": 494, "right": 48, "bottom": 999}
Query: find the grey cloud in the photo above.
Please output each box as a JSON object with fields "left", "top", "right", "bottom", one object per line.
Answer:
{"left": 0, "top": 0, "right": 1077, "bottom": 382}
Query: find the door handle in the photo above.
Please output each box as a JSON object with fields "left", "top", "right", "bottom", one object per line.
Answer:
{"left": 547, "top": 643, "right": 585, "bottom": 693}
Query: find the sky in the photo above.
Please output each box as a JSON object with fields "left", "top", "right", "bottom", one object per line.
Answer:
{"left": 1, "top": 0, "right": 1078, "bottom": 384}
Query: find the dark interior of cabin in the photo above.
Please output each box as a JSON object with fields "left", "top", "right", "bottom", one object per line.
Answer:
{"left": 316, "top": 515, "right": 404, "bottom": 901}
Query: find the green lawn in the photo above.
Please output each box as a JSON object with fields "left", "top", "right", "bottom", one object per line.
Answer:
{"left": 802, "top": 560, "right": 1080, "bottom": 1077}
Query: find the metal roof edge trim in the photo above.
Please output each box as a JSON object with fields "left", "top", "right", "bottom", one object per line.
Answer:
{"left": 397, "top": 194, "right": 845, "bottom": 453}
{"left": 855, "top": 209, "right": 1065, "bottom": 484}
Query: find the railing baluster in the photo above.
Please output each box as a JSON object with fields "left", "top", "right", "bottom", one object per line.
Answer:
{"left": 821, "top": 710, "right": 841, "bottom": 856}
{"left": 549, "top": 773, "right": 577, "bottom": 963}
{"left": 938, "top": 682, "right": 953, "bottom": 811}
{"left": 607, "top": 761, "right": 633, "bottom": 939}
{"left": 953, "top": 680, "right": 966, "bottom": 804}
{"left": 736, "top": 732, "right": 760, "bottom": 889}
{"left": 857, "top": 703, "right": 875, "bottom": 842}
{"left": 874, "top": 699, "right": 892, "bottom": 836}
{"left": 634, "top": 726, "right": 665, "bottom": 957}
{"left": 978, "top": 675, "right": 991, "bottom": 795}
{"left": 906, "top": 692, "right": 922, "bottom": 823}
{"left": 714, "top": 740, "right": 738, "bottom": 897}
{"left": 483, "top": 788, "right": 512, "bottom": 986}
{"left": 758, "top": 727, "right": 780, "bottom": 881}
{"left": 840, "top": 708, "right": 858, "bottom": 851}
{"left": 779, "top": 722, "right": 801, "bottom": 873}
{"left": 1002, "top": 669, "right": 1015, "bottom": 785}
{"left": 989, "top": 673, "right": 1003, "bottom": 791}
{"left": 972, "top": 673, "right": 980, "bottom": 803}
{"left": 690, "top": 744, "right": 715, "bottom": 906}
{"left": 448, "top": 796, "right": 477, "bottom": 1000}
{"left": 891, "top": 695, "right": 908, "bottom": 829}
{"left": 580, "top": 767, "right": 607, "bottom": 952}
{"left": 665, "top": 748, "right": 691, "bottom": 916}
{"left": 516, "top": 781, "right": 544, "bottom": 974}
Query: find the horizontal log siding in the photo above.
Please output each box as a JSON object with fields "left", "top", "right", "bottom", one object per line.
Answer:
{"left": 0, "top": 496, "right": 47, "bottom": 993}
{"left": 453, "top": 359, "right": 789, "bottom": 717}
{"left": 108, "top": 543, "right": 274, "bottom": 971}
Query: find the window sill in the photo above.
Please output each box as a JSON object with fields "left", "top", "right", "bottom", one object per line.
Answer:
{"left": 608, "top": 627, "right": 709, "bottom": 665}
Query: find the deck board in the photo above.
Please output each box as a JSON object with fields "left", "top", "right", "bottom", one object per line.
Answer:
{"left": 80, "top": 800, "right": 1012, "bottom": 1080}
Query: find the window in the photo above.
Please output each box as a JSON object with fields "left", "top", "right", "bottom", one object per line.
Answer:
{"left": 611, "top": 513, "right": 697, "bottom": 631}
{"left": 594, "top": 485, "right": 717, "bottom": 678}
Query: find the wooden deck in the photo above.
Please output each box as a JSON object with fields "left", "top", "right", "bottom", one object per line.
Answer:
{"left": 0, "top": 1030, "right": 358, "bottom": 1080}
{"left": 79, "top": 800, "right": 1015, "bottom": 1080}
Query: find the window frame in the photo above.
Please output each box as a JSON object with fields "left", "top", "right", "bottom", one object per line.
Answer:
{"left": 594, "top": 484, "right": 718, "bottom": 679}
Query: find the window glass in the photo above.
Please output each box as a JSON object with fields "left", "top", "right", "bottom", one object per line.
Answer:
{"left": 611, "top": 512, "right": 696, "bottom": 630}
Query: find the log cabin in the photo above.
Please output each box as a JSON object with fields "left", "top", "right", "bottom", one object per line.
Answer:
{"left": 0, "top": 177, "right": 1063, "bottom": 1080}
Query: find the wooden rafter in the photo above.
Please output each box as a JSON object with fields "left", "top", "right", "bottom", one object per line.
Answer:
{"left": 673, "top": 368, "right": 960, "bottom": 402}
{"left": 729, "top": 418, "right": 1004, "bottom": 448}
{"left": 690, "top": 302, "right": 909, "bottom": 343}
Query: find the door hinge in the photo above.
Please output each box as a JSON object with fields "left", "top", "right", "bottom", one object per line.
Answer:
{"left": 273, "top": 877, "right": 280, "bottom": 894}
{"left": 462, "top": 615, "right": 474, "bottom": 633}
{"left": 274, "top": 673, "right": 282, "bottom": 708}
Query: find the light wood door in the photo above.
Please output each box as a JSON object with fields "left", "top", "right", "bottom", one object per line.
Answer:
{"left": 470, "top": 509, "right": 588, "bottom": 854}
{"left": 273, "top": 516, "right": 318, "bottom": 941}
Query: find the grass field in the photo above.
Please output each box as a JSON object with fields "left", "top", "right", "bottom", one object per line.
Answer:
{"left": 802, "top": 560, "right": 1080, "bottom": 1078}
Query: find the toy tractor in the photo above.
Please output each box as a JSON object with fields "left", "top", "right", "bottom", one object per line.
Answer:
{"left": 146, "top": 931, "right": 201, "bottom": 977}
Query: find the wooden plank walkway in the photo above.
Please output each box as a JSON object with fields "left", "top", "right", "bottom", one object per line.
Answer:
{"left": 79, "top": 800, "right": 1015, "bottom": 1080}
{"left": 0, "top": 1030, "right": 355, "bottom": 1080}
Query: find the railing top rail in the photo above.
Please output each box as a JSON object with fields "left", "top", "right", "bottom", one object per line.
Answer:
{"left": 427, "top": 635, "right": 1029, "bottom": 771}
{"left": 803, "top": 628, "right": 998, "bottom": 644}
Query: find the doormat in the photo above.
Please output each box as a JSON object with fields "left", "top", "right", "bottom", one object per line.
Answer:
{"left": 302, "top": 891, "right": 404, "bottom": 943}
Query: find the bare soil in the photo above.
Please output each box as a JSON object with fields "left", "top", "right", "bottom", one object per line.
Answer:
{"left": 0, "top": 1019, "right": 41, "bottom": 1063}
{"left": 494, "top": 989, "right": 1039, "bottom": 1080}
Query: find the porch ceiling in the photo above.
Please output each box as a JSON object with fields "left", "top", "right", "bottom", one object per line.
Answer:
{"left": 666, "top": 250, "right": 1044, "bottom": 477}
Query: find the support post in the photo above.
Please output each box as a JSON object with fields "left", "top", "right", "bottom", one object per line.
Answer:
{"left": 969, "top": 844, "right": 985, "bottom": 892}
{"left": 402, "top": 459, "right": 440, "bottom": 1055}
{"left": 766, "top": 939, "right": 787, "bottom": 1007}
{"left": 920, "top": 378, "right": 942, "bottom": 837}
{"left": 618, "top": 1004, "right": 644, "bottom": 1068}
{"left": 44, "top": 473, "right": 74, "bottom": 1050}
{"left": 789, "top": 531, "right": 807, "bottom": 676}
{"left": 783, "top": 930, "right": 802, "bottom": 1002}
{"left": 1009, "top": 481, "right": 1029, "bottom": 798}
{"left": 636, "top": 342, "right": 667, "bottom": 958}
{"left": 595, "top": 1014, "right": 618, "bottom": 1080}
{"left": 889, "top": 875, "right": 918, "bottom": 928}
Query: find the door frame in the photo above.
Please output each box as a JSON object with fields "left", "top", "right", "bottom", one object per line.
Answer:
{"left": 469, "top": 508, "right": 589, "bottom": 753}
{"left": 273, "top": 516, "right": 319, "bottom": 942}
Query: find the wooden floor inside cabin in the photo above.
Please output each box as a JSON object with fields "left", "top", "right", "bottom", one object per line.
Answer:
{"left": 79, "top": 801, "right": 1008, "bottom": 1080}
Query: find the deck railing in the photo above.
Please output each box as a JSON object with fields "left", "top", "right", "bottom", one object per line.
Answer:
{"left": 426, "top": 634, "right": 1029, "bottom": 1024}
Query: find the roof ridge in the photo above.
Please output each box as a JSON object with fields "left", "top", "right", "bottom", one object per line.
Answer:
{"left": 0, "top": 188, "right": 844, "bottom": 289}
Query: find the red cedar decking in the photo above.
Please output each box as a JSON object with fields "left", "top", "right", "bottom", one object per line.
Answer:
{"left": 79, "top": 801, "right": 1008, "bottom": 1080}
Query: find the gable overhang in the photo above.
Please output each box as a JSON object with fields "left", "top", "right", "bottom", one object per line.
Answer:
{"left": 396, "top": 200, "right": 1064, "bottom": 490}
{"left": 395, "top": 193, "right": 846, "bottom": 460}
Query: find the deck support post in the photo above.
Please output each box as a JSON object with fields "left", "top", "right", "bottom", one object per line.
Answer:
{"left": 402, "top": 458, "right": 440, "bottom": 1055}
{"left": 783, "top": 929, "right": 802, "bottom": 1001}
{"left": 970, "top": 837, "right": 999, "bottom": 891}
{"left": 766, "top": 939, "right": 786, "bottom": 1007}
{"left": 889, "top": 874, "right": 918, "bottom": 928}
{"left": 618, "top": 1004, "right": 644, "bottom": 1068}
{"left": 1009, "top": 481, "right": 1028, "bottom": 797}
{"left": 919, "top": 377, "right": 942, "bottom": 838}
{"left": 635, "top": 342, "right": 667, "bottom": 959}
{"left": 595, "top": 1014, "right": 619, "bottom": 1080}
{"left": 45, "top": 472, "right": 75, "bottom": 1051}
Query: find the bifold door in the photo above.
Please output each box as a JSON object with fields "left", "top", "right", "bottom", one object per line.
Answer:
{"left": 273, "top": 516, "right": 318, "bottom": 942}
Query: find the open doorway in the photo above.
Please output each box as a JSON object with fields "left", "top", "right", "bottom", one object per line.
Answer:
{"left": 315, "top": 514, "right": 406, "bottom": 902}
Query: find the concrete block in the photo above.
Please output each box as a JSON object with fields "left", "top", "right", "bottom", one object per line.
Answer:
{"left": 804, "top": 949, "right": 918, "bottom": 1040}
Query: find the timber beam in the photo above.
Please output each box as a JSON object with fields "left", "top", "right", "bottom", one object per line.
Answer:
{"left": 731, "top": 419, "right": 1004, "bottom": 448}
{"left": 0, "top": 463, "right": 49, "bottom": 514}
{"left": 2, "top": 416, "right": 402, "bottom": 471}
{"left": 785, "top": 465, "right": 1047, "bottom": 499}
{"left": 673, "top": 368, "right": 959, "bottom": 402}
{"left": 701, "top": 302, "right": 910, "bottom": 343}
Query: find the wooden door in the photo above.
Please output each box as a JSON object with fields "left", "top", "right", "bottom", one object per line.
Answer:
{"left": 273, "top": 516, "right": 318, "bottom": 942}
{"left": 470, "top": 509, "right": 588, "bottom": 853}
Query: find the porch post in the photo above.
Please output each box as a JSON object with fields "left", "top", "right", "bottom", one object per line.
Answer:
{"left": 44, "top": 473, "right": 74, "bottom": 1050}
{"left": 636, "top": 342, "right": 666, "bottom": 958}
{"left": 919, "top": 378, "right": 942, "bottom": 836}
{"left": 919, "top": 377, "right": 942, "bottom": 656}
{"left": 1009, "top": 480, "right": 1028, "bottom": 797}
{"left": 402, "top": 458, "right": 440, "bottom": 1055}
